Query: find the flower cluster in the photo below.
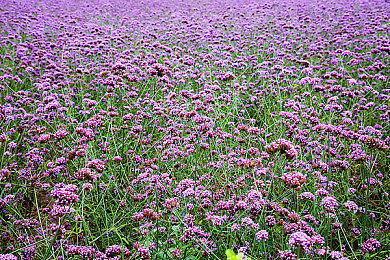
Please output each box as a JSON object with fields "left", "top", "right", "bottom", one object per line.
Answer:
{"left": 51, "top": 184, "right": 79, "bottom": 205}
{"left": 65, "top": 245, "right": 96, "bottom": 259}
{"left": 0, "top": 254, "right": 17, "bottom": 260}
{"left": 74, "top": 168, "right": 98, "bottom": 183}
{"left": 281, "top": 171, "right": 307, "bottom": 190}
{"left": 288, "top": 231, "right": 313, "bottom": 254}
{"left": 265, "top": 139, "right": 299, "bottom": 160}
{"left": 255, "top": 230, "right": 269, "bottom": 242}
{"left": 359, "top": 238, "right": 381, "bottom": 254}
{"left": 320, "top": 197, "right": 339, "bottom": 212}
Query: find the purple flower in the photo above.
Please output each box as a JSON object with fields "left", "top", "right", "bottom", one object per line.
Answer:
{"left": 320, "top": 197, "right": 339, "bottom": 212}
{"left": 51, "top": 184, "right": 79, "bottom": 205}
{"left": 86, "top": 159, "right": 105, "bottom": 173}
{"left": 105, "top": 245, "right": 131, "bottom": 258}
{"left": 0, "top": 254, "right": 18, "bottom": 260}
{"left": 74, "top": 168, "right": 98, "bottom": 183}
{"left": 256, "top": 230, "right": 269, "bottom": 242}
{"left": 265, "top": 215, "right": 276, "bottom": 226}
{"left": 281, "top": 171, "right": 307, "bottom": 190}
{"left": 137, "top": 246, "right": 151, "bottom": 260}
{"left": 82, "top": 183, "right": 93, "bottom": 191}
{"left": 329, "top": 251, "right": 343, "bottom": 259}
{"left": 315, "top": 188, "right": 329, "bottom": 197}
{"left": 231, "top": 223, "right": 240, "bottom": 231}
{"left": 112, "top": 156, "right": 123, "bottom": 162}
{"left": 65, "top": 245, "right": 95, "bottom": 259}
{"left": 205, "top": 213, "right": 227, "bottom": 226}
{"left": 241, "top": 217, "right": 254, "bottom": 228}
{"left": 288, "top": 231, "right": 313, "bottom": 254}
{"left": 265, "top": 139, "right": 298, "bottom": 160}
{"left": 278, "top": 250, "right": 297, "bottom": 260}
{"left": 359, "top": 238, "right": 381, "bottom": 254}
{"left": 299, "top": 192, "right": 315, "bottom": 201}
{"left": 344, "top": 201, "right": 358, "bottom": 213}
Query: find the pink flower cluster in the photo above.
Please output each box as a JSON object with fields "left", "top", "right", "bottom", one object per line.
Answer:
{"left": 50, "top": 184, "right": 79, "bottom": 205}
{"left": 359, "top": 238, "right": 381, "bottom": 254}
{"left": 320, "top": 197, "right": 339, "bottom": 212}
{"left": 265, "top": 139, "right": 298, "bottom": 160}
{"left": 281, "top": 171, "right": 307, "bottom": 190}
{"left": 288, "top": 231, "right": 313, "bottom": 254}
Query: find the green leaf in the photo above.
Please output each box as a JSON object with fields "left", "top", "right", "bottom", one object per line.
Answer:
{"left": 121, "top": 237, "right": 129, "bottom": 244}
{"left": 226, "top": 249, "right": 236, "bottom": 260}
{"left": 226, "top": 249, "right": 251, "bottom": 260}
{"left": 237, "top": 252, "right": 244, "bottom": 260}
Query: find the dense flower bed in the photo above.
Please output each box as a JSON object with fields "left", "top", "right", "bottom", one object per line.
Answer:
{"left": 0, "top": 0, "right": 389, "bottom": 259}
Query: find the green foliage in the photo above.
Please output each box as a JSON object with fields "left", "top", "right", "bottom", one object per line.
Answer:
{"left": 226, "top": 249, "right": 251, "bottom": 260}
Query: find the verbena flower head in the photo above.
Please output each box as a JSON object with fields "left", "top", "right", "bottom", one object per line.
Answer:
{"left": 278, "top": 250, "right": 297, "bottom": 260}
{"left": 255, "top": 230, "right": 269, "bottom": 241}
{"left": 288, "top": 231, "right": 313, "bottom": 254}
{"left": 265, "top": 139, "right": 298, "bottom": 160}
{"left": 281, "top": 171, "right": 306, "bottom": 190}
{"left": 51, "top": 184, "right": 79, "bottom": 205}
{"left": 320, "top": 196, "right": 339, "bottom": 212}
{"left": 344, "top": 201, "right": 358, "bottom": 213}
{"left": 0, "top": 254, "right": 18, "bottom": 260}
{"left": 359, "top": 238, "right": 381, "bottom": 254}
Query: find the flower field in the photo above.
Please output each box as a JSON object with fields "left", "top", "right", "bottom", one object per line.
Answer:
{"left": 0, "top": 0, "right": 390, "bottom": 259}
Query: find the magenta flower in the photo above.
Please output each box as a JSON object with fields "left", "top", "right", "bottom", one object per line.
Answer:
{"left": 265, "top": 139, "right": 298, "bottom": 160}
{"left": 0, "top": 254, "right": 18, "bottom": 260}
{"left": 344, "top": 201, "right": 358, "bottom": 213}
{"left": 281, "top": 171, "right": 307, "bottom": 190}
{"left": 288, "top": 231, "right": 313, "bottom": 254}
{"left": 359, "top": 238, "right": 381, "bottom": 254}
{"left": 320, "top": 197, "right": 339, "bottom": 212}
{"left": 256, "top": 230, "right": 269, "bottom": 242}
{"left": 278, "top": 250, "right": 297, "bottom": 260}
